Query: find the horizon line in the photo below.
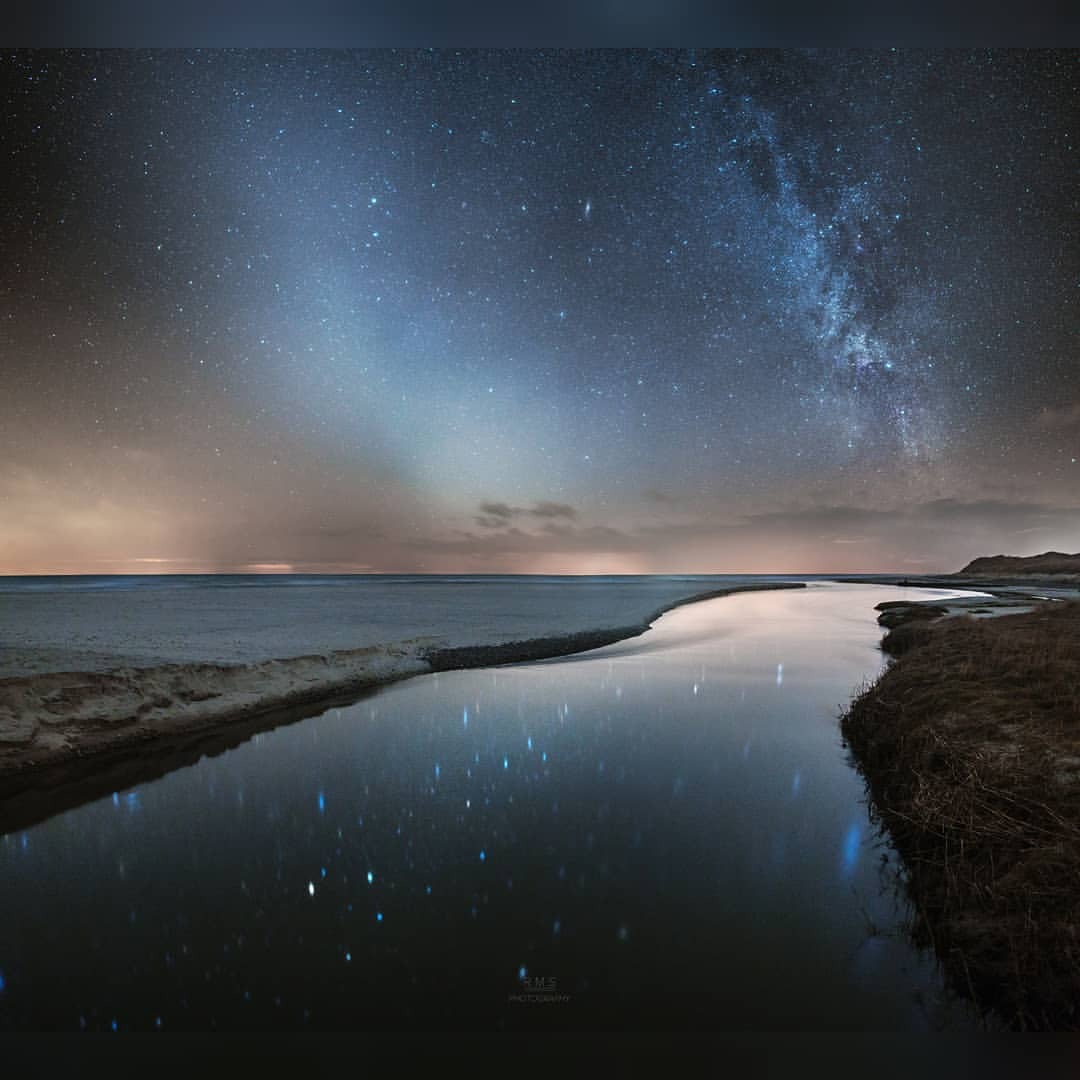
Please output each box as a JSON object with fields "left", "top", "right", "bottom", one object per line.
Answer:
{"left": 0, "top": 568, "right": 951, "bottom": 578}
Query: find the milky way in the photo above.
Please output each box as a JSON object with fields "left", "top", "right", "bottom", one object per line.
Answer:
{"left": 1, "top": 50, "right": 1076, "bottom": 572}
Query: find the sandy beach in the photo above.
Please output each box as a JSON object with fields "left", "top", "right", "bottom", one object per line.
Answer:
{"left": 0, "top": 576, "right": 804, "bottom": 802}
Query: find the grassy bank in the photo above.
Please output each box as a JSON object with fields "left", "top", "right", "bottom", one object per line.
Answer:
{"left": 842, "top": 600, "right": 1080, "bottom": 1030}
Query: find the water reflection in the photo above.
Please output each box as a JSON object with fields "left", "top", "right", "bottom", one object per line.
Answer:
{"left": 0, "top": 583, "right": 985, "bottom": 1031}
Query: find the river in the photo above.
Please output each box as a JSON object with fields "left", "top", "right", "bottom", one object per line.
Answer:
{"left": 0, "top": 582, "right": 985, "bottom": 1031}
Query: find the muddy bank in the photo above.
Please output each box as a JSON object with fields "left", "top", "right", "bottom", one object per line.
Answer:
{"left": 839, "top": 573, "right": 1080, "bottom": 629}
{"left": 0, "top": 644, "right": 429, "bottom": 780}
{"left": 0, "top": 582, "right": 803, "bottom": 829}
{"left": 842, "top": 600, "right": 1080, "bottom": 1029}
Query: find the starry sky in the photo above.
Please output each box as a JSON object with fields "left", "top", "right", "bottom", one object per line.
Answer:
{"left": 1, "top": 49, "right": 1076, "bottom": 574}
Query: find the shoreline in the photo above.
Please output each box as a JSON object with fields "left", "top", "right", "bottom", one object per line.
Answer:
{"left": 842, "top": 595, "right": 1080, "bottom": 1030}
{"left": 0, "top": 581, "right": 803, "bottom": 833}
{"left": 832, "top": 571, "right": 1079, "bottom": 599}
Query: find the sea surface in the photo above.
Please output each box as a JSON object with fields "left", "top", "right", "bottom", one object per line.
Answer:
{"left": 0, "top": 573, "right": 814, "bottom": 593}
{"left": 0, "top": 581, "right": 986, "bottom": 1031}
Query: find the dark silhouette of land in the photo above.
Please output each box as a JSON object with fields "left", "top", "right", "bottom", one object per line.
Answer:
{"left": 959, "top": 551, "right": 1080, "bottom": 577}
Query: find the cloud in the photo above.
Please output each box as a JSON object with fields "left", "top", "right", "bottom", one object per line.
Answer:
{"left": 421, "top": 496, "right": 1080, "bottom": 573}
{"left": 1035, "top": 402, "right": 1080, "bottom": 430}
{"left": 475, "top": 500, "right": 577, "bottom": 528}
{"left": 529, "top": 501, "right": 576, "bottom": 520}
{"left": 478, "top": 502, "right": 517, "bottom": 520}
{"left": 413, "top": 523, "right": 635, "bottom": 556}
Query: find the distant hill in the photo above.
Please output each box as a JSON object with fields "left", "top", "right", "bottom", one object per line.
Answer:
{"left": 959, "top": 551, "right": 1080, "bottom": 576}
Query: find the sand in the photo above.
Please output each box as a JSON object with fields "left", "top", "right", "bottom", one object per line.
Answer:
{"left": 0, "top": 577, "right": 804, "bottom": 794}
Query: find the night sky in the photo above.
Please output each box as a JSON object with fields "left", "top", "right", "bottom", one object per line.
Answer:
{"left": 1, "top": 49, "right": 1076, "bottom": 574}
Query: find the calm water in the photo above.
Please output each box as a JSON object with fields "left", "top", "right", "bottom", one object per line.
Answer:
{"left": 0, "top": 582, "right": 984, "bottom": 1031}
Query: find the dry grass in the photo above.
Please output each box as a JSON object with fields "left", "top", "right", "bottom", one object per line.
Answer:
{"left": 842, "top": 601, "right": 1080, "bottom": 1030}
